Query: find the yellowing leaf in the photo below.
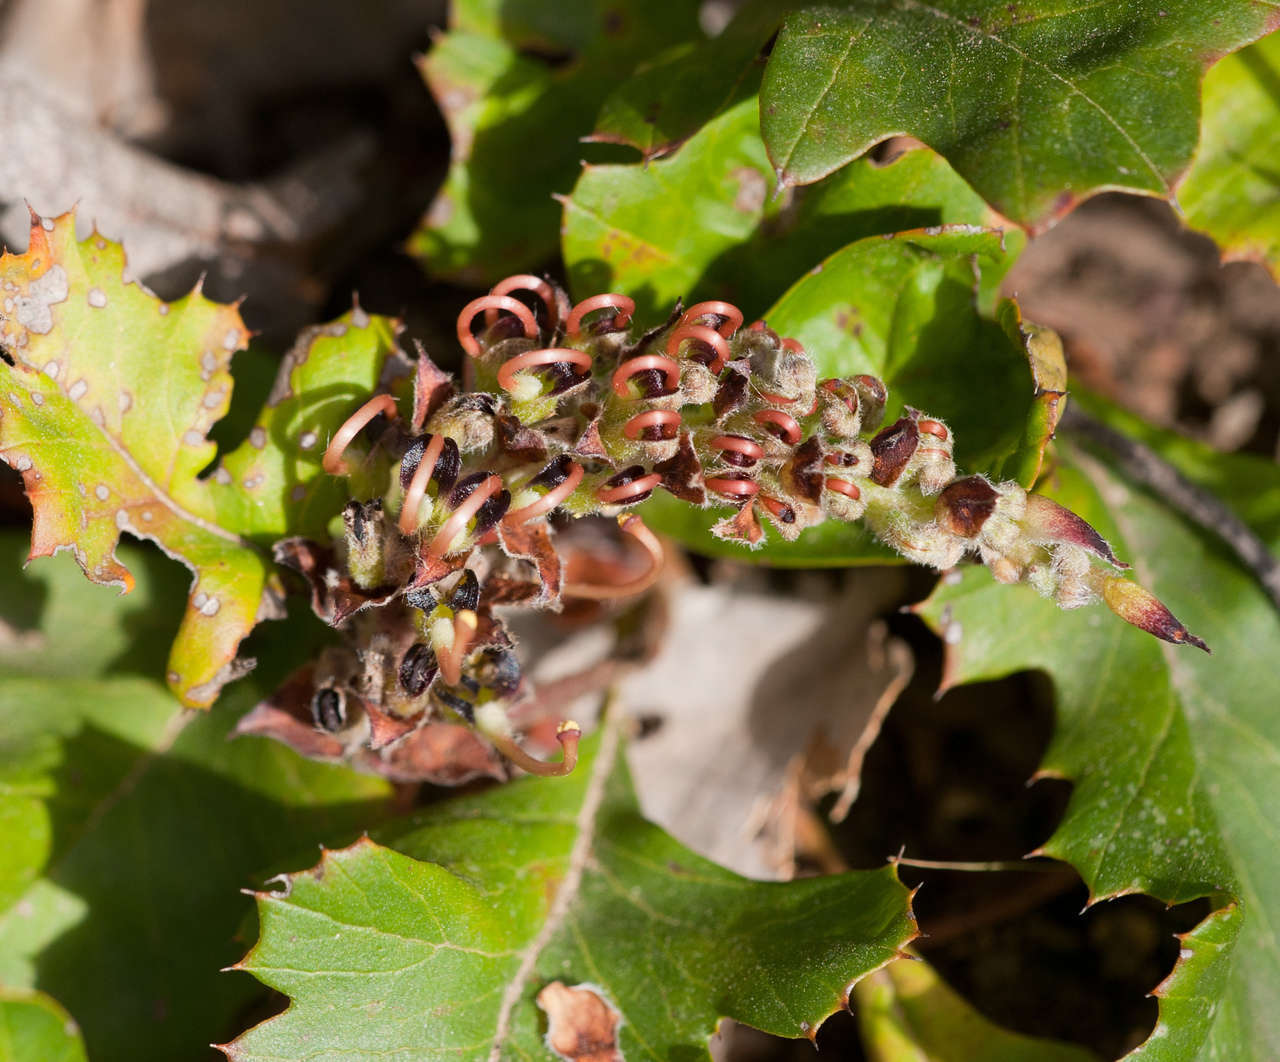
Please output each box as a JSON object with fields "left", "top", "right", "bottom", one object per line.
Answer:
{"left": 0, "top": 212, "right": 409, "bottom": 706}
{"left": 854, "top": 956, "right": 1099, "bottom": 1061}
{"left": 0, "top": 212, "right": 262, "bottom": 706}
{"left": 1180, "top": 31, "right": 1280, "bottom": 279}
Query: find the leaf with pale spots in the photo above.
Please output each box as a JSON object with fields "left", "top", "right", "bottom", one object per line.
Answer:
{"left": 0, "top": 212, "right": 256, "bottom": 706}
{"left": 206, "top": 309, "right": 410, "bottom": 541}
{"left": 0, "top": 213, "right": 408, "bottom": 706}
{"left": 224, "top": 721, "right": 918, "bottom": 1060}
{"left": 916, "top": 394, "right": 1280, "bottom": 1060}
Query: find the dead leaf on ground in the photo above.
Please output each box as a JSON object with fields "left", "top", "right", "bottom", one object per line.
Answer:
{"left": 619, "top": 566, "right": 913, "bottom": 879}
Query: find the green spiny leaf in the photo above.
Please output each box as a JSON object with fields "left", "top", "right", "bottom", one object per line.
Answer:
{"left": 0, "top": 213, "right": 408, "bottom": 706}
{"left": 208, "top": 309, "right": 407, "bottom": 541}
{"left": 225, "top": 722, "right": 918, "bottom": 1059}
{"left": 587, "top": 0, "right": 782, "bottom": 158}
{"left": 760, "top": 3, "right": 1280, "bottom": 229}
{"left": 408, "top": 1, "right": 702, "bottom": 283}
{"left": 916, "top": 395, "right": 1280, "bottom": 1059}
{"left": 565, "top": 94, "right": 1022, "bottom": 323}
{"left": 0, "top": 534, "right": 392, "bottom": 1062}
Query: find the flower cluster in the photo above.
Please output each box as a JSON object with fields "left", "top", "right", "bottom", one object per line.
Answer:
{"left": 245, "top": 275, "right": 1206, "bottom": 782}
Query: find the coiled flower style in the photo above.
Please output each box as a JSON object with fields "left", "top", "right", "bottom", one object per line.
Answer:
{"left": 259, "top": 276, "right": 1206, "bottom": 783}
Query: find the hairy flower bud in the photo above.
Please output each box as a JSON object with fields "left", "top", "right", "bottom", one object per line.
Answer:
{"left": 870, "top": 508, "right": 966, "bottom": 570}
{"left": 678, "top": 361, "right": 720, "bottom": 407}
{"left": 869, "top": 417, "right": 919, "bottom": 487}
{"left": 1050, "top": 544, "right": 1096, "bottom": 609}
{"left": 819, "top": 378, "right": 864, "bottom": 440}
{"left": 936, "top": 476, "right": 999, "bottom": 537}
{"left": 910, "top": 415, "right": 955, "bottom": 495}
{"left": 749, "top": 344, "right": 816, "bottom": 405}
{"left": 1102, "top": 576, "right": 1208, "bottom": 651}
{"left": 342, "top": 500, "right": 388, "bottom": 590}
{"left": 428, "top": 393, "right": 498, "bottom": 453}
{"left": 976, "top": 483, "right": 1027, "bottom": 557}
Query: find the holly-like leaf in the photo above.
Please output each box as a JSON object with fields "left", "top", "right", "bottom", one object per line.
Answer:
{"left": 408, "top": 0, "right": 702, "bottom": 283}
{"left": 759, "top": 4, "right": 1280, "bottom": 230}
{"left": 854, "top": 956, "right": 1099, "bottom": 1061}
{"left": 0, "top": 213, "right": 408, "bottom": 706}
{"left": 0, "top": 533, "right": 392, "bottom": 1062}
{"left": 1179, "top": 31, "right": 1280, "bottom": 280}
{"left": 917, "top": 396, "right": 1280, "bottom": 1059}
{"left": 564, "top": 94, "right": 1023, "bottom": 323}
{"left": 640, "top": 228, "right": 1053, "bottom": 564}
{"left": 0, "top": 988, "right": 86, "bottom": 1062}
{"left": 0, "top": 212, "right": 256, "bottom": 705}
{"left": 226, "top": 721, "right": 918, "bottom": 1059}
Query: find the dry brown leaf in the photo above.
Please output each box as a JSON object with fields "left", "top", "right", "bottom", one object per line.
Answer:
{"left": 536, "top": 982, "right": 625, "bottom": 1062}
{"left": 621, "top": 567, "right": 912, "bottom": 878}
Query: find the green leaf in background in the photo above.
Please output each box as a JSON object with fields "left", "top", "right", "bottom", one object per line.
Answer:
{"left": 0, "top": 988, "right": 86, "bottom": 1062}
{"left": 0, "top": 213, "right": 409, "bottom": 705}
{"left": 760, "top": 3, "right": 1279, "bottom": 230}
{"left": 0, "top": 533, "right": 392, "bottom": 1061}
{"left": 991, "top": 300, "right": 1067, "bottom": 488}
{"left": 564, "top": 94, "right": 1023, "bottom": 323}
{"left": 207, "top": 308, "right": 406, "bottom": 541}
{"left": 226, "top": 721, "right": 918, "bottom": 1059}
{"left": 408, "top": 0, "right": 702, "bottom": 284}
{"left": 641, "top": 228, "right": 1052, "bottom": 564}
{"left": 917, "top": 396, "right": 1280, "bottom": 1060}
{"left": 1180, "top": 31, "right": 1280, "bottom": 281}
{"left": 854, "top": 956, "right": 1099, "bottom": 1061}
{"left": 586, "top": 0, "right": 782, "bottom": 158}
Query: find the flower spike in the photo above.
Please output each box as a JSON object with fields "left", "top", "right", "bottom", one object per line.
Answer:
{"left": 288, "top": 275, "right": 1208, "bottom": 785}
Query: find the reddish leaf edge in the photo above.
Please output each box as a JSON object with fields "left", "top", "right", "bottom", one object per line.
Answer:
{"left": 215, "top": 841, "right": 922, "bottom": 1055}
{"left": 766, "top": 15, "right": 1280, "bottom": 238}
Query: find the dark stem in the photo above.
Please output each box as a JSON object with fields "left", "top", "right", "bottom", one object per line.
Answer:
{"left": 915, "top": 868, "right": 1080, "bottom": 948}
{"left": 1060, "top": 405, "right": 1280, "bottom": 613}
